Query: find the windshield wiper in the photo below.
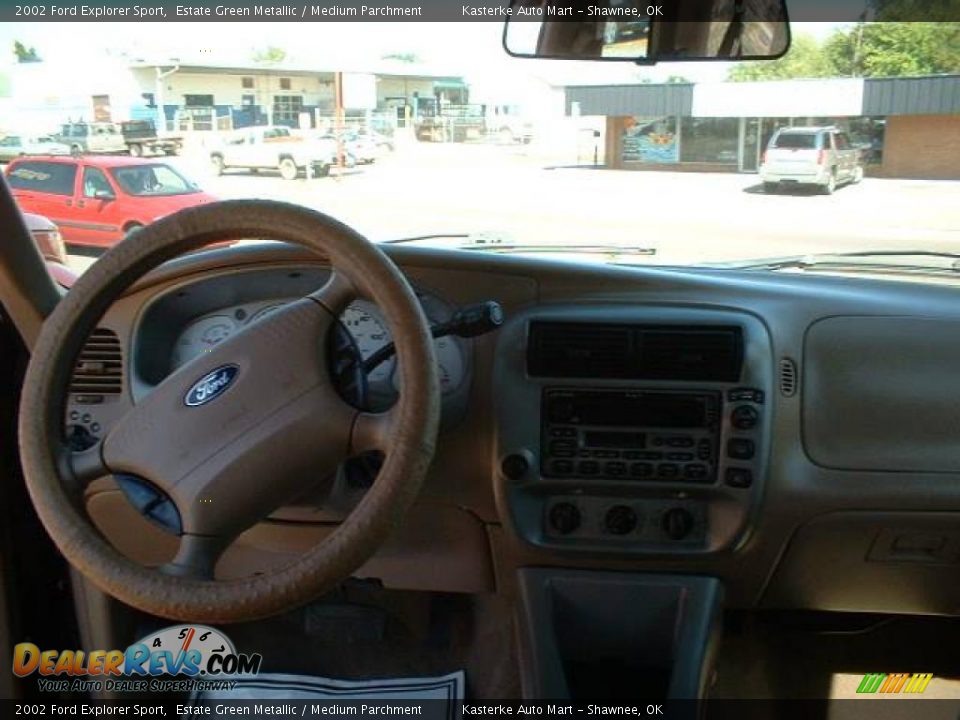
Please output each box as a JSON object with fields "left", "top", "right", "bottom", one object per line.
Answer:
{"left": 381, "top": 233, "right": 656, "bottom": 261}
{"left": 729, "top": 250, "right": 960, "bottom": 274}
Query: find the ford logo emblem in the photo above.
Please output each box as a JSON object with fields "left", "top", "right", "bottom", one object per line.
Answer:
{"left": 184, "top": 365, "right": 239, "bottom": 407}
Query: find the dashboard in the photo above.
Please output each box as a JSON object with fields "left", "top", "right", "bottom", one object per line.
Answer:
{"left": 63, "top": 243, "right": 960, "bottom": 617}
{"left": 170, "top": 297, "right": 467, "bottom": 395}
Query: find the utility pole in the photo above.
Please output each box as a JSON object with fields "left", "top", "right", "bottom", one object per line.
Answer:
{"left": 334, "top": 71, "right": 345, "bottom": 178}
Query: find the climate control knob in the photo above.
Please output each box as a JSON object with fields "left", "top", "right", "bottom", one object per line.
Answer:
{"left": 604, "top": 505, "right": 638, "bottom": 535}
{"left": 661, "top": 507, "right": 695, "bottom": 541}
{"left": 549, "top": 502, "right": 581, "bottom": 535}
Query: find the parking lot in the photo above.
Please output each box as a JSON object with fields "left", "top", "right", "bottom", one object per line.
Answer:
{"left": 18, "top": 141, "right": 957, "bottom": 272}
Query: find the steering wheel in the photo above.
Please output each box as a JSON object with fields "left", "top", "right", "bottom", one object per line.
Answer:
{"left": 18, "top": 200, "right": 440, "bottom": 623}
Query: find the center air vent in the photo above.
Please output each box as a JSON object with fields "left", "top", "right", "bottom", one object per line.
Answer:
{"left": 528, "top": 322, "right": 742, "bottom": 382}
{"left": 69, "top": 328, "right": 123, "bottom": 397}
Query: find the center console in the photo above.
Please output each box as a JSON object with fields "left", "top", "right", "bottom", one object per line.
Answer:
{"left": 494, "top": 305, "right": 772, "bottom": 555}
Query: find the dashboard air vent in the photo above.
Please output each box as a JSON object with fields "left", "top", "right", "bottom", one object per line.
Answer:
{"left": 528, "top": 322, "right": 742, "bottom": 381}
{"left": 528, "top": 323, "right": 632, "bottom": 378}
{"left": 779, "top": 357, "right": 798, "bottom": 397}
{"left": 69, "top": 328, "right": 123, "bottom": 397}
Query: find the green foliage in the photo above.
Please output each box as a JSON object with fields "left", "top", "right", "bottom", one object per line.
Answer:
{"left": 252, "top": 46, "right": 287, "bottom": 64}
{"left": 381, "top": 52, "right": 422, "bottom": 64}
{"left": 728, "top": 23, "right": 960, "bottom": 81}
{"left": 727, "top": 35, "right": 834, "bottom": 81}
{"left": 13, "top": 40, "right": 41, "bottom": 63}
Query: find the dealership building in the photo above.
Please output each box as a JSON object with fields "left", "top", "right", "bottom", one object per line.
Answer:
{"left": 565, "top": 74, "right": 960, "bottom": 180}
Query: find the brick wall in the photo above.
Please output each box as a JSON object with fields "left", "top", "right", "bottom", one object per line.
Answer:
{"left": 878, "top": 115, "right": 960, "bottom": 180}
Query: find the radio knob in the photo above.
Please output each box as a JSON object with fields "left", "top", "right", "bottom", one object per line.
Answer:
{"left": 661, "top": 507, "right": 694, "bottom": 541}
{"left": 549, "top": 502, "right": 581, "bottom": 535}
{"left": 604, "top": 505, "right": 638, "bottom": 535}
{"left": 731, "top": 405, "right": 759, "bottom": 430}
{"left": 501, "top": 453, "right": 530, "bottom": 481}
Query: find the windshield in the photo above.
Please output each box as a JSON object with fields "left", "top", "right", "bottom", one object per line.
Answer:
{"left": 110, "top": 164, "right": 198, "bottom": 196}
{"left": 1, "top": 19, "right": 958, "bottom": 278}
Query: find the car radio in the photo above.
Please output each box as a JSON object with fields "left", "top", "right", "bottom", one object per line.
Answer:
{"left": 541, "top": 388, "right": 722, "bottom": 483}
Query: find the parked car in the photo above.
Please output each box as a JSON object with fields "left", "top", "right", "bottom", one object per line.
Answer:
{"left": 760, "top": 126, "right": 864, "bottom": 194}
{"left": 119, "top": 120, "right": 183, "bottom": 157}
{"left": 4, "top": 155, "right": 216, "bottom": 249}
{"left": 22, "top": 211, "right": 76, "bottom": 287}
{"left": 0, "top": 134, "right": 72, "bottom": 163}
{"left": 210, "top": 125, "right": 341, "bottom": 180}
{"left": 55, "top": 121, "right": 127, "bottom": 156}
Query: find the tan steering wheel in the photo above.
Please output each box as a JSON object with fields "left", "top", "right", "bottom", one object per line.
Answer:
{"left": 18, "top": 200, "right": 440, "bottom": 623}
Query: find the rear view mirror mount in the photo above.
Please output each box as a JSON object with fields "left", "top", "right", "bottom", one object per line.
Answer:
{"left": 503, "top": 0, "right": 790, "bottom": 64}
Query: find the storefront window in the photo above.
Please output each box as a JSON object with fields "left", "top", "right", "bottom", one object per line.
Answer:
{"left": 621, "top": 116, "right": 678, "bottom": 164}
{"left": 680, "top": 118, "right": 739, "bottom": 164}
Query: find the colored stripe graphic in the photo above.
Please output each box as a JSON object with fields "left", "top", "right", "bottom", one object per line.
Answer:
{"left": 857, "top": 673, "right": 932, "bottom": 694}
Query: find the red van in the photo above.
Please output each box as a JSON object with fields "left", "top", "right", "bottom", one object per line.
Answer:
{"left": 5, "top": 155, "right": 216, "bottom": 248}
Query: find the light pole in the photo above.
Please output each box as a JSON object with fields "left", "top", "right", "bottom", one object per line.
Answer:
{"left": 154, "top": 60, "right": 180, "bottom": 134}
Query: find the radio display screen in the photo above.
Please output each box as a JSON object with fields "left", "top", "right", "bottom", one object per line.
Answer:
{"left": 583, "top": 431, "right": 646, "bottom": 448}
{"left": 549, "top": 391, "right": 713, "bottom": 429}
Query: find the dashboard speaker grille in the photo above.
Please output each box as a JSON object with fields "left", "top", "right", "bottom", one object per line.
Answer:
{"left": 69, "top": 328, "right": 123, "bottom": 396}
{"left": 779, "top": 357, "right": 798, "bottom": 397}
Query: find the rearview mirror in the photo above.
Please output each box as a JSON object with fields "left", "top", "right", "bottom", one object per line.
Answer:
{"left": 503, "top": 0, "right": 790, "bottom": 63}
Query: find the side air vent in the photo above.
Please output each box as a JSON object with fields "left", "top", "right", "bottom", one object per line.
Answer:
{"left": 779, "top": 357, "right": 798, "bottom": 397}
{"left": 528, "top": 322, "right": 742, "bottom": 381}
{"left": 69, "top": 328, "right": 123, "bottom": 397}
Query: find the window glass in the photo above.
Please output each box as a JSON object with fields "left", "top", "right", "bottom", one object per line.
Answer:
{"left": 772, "top": 133, "right": 818, "bottom": 149}
{"left": 82, "top": 167, "right": 114, "bottom": 198}
{"left": 110, "top": 164, "right": 197, "bottom": 196}
{"left": 679, "top": 118, "right": 739, "bottom": 163}
{"left": 6, "top": 161, "right": 77, "bottom": 195}
{"left": 0, "top": 136, "right": 22, "bottom": 146}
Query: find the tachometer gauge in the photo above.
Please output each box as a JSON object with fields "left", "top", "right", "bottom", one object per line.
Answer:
{"left": 341, "top": 302, "right": 394, "bottom": 384}
{"left": 171, "top": 314, "right": 236, "bottom": 369}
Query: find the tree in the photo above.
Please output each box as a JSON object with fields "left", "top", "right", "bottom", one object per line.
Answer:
{"left": 727, "top": 23, "right": 960, "bottom": 81}
{"left": 381, "top": 52, "right": 421, "bottom": 64}
{"left": 824, "top": 23, "right": 960, "bottom": 77}
{"left": 13, "top": 40, "right": 41, "bottom": 63}
{"left": 252, "top": 46, "right": 287, "bottom": 64}
{"left": 727, "top": 35, "right": 834, "bottom": 81}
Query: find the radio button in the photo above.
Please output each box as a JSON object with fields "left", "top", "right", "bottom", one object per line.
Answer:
{"left": 652, "top": 437, "right": 665, "bottom": 447}
{"left": 549, "top": 439, "right": 576, "bottom": 453}
{"left": 727, "top": 438, "right": 756, "bottom": 460}
{"left": 658, "top": 463, "right": 680, "bottom": 479}
{"left": 684, "top": 464, "right": 709, "bottom": 481}
{"left": 731, "top": 405, "right": 760, "bottom": 430}
{"left": 578, "top": 461, "right": 600, "bottom": 476}
{"left": 622, "top": 450, "right": 641, "bottom": 460}
{"left": 630, "top": 462, "right": 654, "bottom": 479}
{"left": 605, "top": 461, "right": 627, "bottom": 477}
{"left": 550, "top": 460, "right": 574, "bottom": 475}
{"left": 667, "top": 452, "right": 694, "bottom": 462}
{"left": 667, "top": 437, "right": 694, "bottom": 448}
{"left": 638, "top": 451, "right": 663, "bottom": 460}
{"left": 725, "top": 467, "right": 753, "bottom": 488}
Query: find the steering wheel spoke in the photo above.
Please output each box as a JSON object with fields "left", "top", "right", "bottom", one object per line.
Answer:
{"left": 309, "top": 268, "right": 358, "bottom": 315}
{"left": 162, "top": 533, "right": 231, "bottom": 580}
{"left": 351, "top": 408, "right": 396, "bottom": 454}
{"left": 61, "top": 442, "right": 109, "bottom": 486}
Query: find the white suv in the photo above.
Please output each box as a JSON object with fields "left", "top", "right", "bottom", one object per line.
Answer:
{"left": 760, "top": 126, "right": 864, "bottom": 195}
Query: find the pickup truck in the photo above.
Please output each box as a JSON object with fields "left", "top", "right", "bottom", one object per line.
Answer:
{"left": 55, "top": 121, "right": 128, "bottom": 156}
{"left": 760, "top": 126, "right": 864, "bottom": 194}
{"left": 210, "top": 126, "right": 338, "bottom": 180}
{"left": 119, "top": 120, "right": 183, "bottom": 157}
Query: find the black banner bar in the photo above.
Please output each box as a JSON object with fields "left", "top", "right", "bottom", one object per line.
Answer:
{"left": 0, "top": 0, "right": 958, "bottom": 22}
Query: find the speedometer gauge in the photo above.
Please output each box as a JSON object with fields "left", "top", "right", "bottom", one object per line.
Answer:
{"left": 341, "top": 301, "right": 394, "bottom": 384}
{"left": 171, "top": 314, "right": 236, "bottom": 369}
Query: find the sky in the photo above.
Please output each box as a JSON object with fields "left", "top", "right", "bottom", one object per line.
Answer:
{"left": 1, "top": 21, "right": 849, "bottom": 85}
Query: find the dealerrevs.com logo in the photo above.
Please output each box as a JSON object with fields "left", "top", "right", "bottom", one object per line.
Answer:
{"left": 12, "top": 625, "right": 262, "bottom": 693}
